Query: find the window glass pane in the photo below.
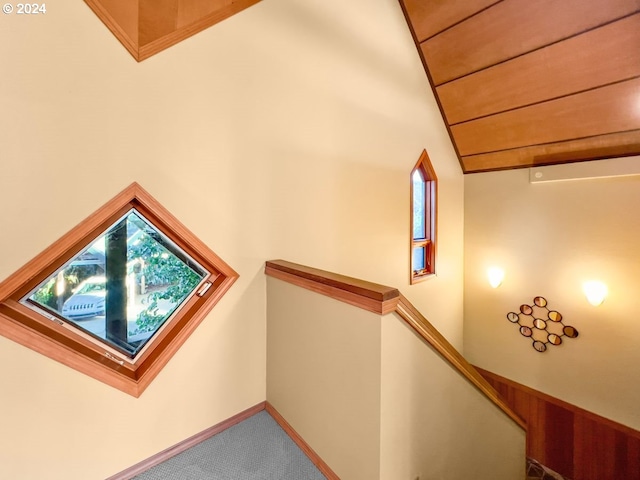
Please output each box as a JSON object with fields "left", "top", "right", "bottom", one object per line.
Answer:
{"left": 413, "top": 246, "right": 426, "bottom": 272}
{"left": 21, "top": 210, "right": 209, "bottom": 358}
{"left": 412, "top": 170, "right": 426, "bottom": 240}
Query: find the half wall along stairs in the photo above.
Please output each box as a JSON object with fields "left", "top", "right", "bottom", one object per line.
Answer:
{"left": 265, "top": 260, "right": 526, "bottom": 479}
{"left": 111, "top": 260, "right": 639, "bottom": 479}
{"left": 265, "top": 260, "right": 640, "bottom": 480}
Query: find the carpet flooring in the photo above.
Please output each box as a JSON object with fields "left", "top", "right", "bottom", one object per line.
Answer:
{"left": 133, "top": 410, "right": 327, "bottom": 480}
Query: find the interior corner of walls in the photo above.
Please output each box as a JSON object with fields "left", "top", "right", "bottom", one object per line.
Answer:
{"left": 463, "top": 161, "right": 640, "bottom": 431}
{"left": 266, "top": 278, "right": 383, "bottom": 480}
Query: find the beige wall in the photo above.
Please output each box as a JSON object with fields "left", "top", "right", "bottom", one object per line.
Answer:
{"left": 266, "top": 278, "right": 525, "bottom": 480}
{"left": 253, "top": 3, "right": 465, "bottom": 349}
{"left": 0, "top": 0, "right": 463, "bottom": 478}
{"left": 464, "top": 162, "right": 640, "bottom": 430}
{"left": 266, "top": 277, "right": 383, "bottom": 480}
{"left": 380, "top": 315, "right": 526, "bottom": 480}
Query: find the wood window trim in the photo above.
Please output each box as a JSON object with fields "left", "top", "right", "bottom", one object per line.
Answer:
{"left": 0, "top": 183, "right": 238, "bottom": 397}
{"left": 410, "top": 150, "right": 437, "bottom": 284}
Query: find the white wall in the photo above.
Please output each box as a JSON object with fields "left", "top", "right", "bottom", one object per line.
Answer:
{"left": 464, "top": 162, "right": 640, "bottom": 430}
{"left": 0, "top": 0, "right": 463, "bottom": 478}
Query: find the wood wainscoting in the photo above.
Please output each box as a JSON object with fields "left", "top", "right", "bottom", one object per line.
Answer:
{"left": 477, "top": 367, "right": 640, "bottom": 480}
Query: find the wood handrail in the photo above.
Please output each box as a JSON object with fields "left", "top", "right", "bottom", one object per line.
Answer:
{"left": 395, "top": 296, "right": 525, "bottom": 429}
{"left": 265, "top": 260, "right": 400, "bottom": 315}
{"left": 265, "top": 259, "right": 526, "bottom": 430}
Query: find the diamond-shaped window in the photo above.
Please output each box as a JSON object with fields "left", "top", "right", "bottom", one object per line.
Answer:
{"left": 0, "top": 183, "right": 238, "bottom": 397}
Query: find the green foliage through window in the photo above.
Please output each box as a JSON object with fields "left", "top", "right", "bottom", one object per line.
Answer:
{"left": 22, "top": 210, "right": 208, "bottom": 358}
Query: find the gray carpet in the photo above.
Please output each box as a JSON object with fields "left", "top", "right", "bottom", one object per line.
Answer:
{"left": 133, "top": 411, "right": 328, "bottom": 480}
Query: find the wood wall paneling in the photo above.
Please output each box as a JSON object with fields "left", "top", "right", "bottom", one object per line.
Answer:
{"left": 527, "top": 394, "right": 546, "bottom": 467}
{"left": 616, "top": 431, "right": 640, "bottom": 479}
{"left": 451, "top": 78, "right": 640, "bottom": 156}
{"left": 573, "top": 416, "right": 618, "bottom": 479}
{"left": 544, "top": 403, "right": 574, "bottom": 478}
{"left": 401, "top": 0, "right": 499, "bottom": 42}
{"left": 478, "top": 367, "right": 640, "bottom": 480}
{"left": 421, "top": 0, "right": 640, "bottom": 85}
{"left": 437, "top": 14, "right": 640, "bottom": 125}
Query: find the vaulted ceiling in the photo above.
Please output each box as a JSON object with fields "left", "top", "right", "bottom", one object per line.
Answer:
{"left": 84, "top": 0, "right": 639, "bottom": 173}
{"left": 399, "top": 0, "right": 640, "bottom": 173}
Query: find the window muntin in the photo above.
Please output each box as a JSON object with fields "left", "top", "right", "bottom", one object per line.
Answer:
{"left": 21, "top": 209, "right": 209, "bottom": 359}
{"left": 410, "top": 150, "right": 437, "bottom": 283}
{"left": 0, "top": 183, "right": 238, "bottom": 396}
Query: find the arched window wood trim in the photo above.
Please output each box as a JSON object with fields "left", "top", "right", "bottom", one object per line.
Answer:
{"left": 410, "top": 150, "right": 437, "bottom": 284}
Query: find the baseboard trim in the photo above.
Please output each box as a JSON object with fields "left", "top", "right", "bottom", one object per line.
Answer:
{"left": 266, "top": 401, "right": 340, "bottom": 479}
{"left": 106, "top": 401, "right": 267, "bottom": 480}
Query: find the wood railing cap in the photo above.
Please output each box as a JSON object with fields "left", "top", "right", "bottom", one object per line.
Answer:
{"left": 265, "top": 259, "right": 526, "bottom": 431}
{"left": 265, "top": 260, "right": 400, "bottom": 302}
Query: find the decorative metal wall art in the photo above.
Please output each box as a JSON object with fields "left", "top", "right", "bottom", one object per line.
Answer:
{"left": 507, "top": 296, "right": 578, "bottom": 352}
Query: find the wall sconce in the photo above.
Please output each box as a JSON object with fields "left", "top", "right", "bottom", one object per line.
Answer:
{"left": 583, "top": 280, "right": 607, "bottom": 306}
{"left": 487, "top": 267, "right": 505, "bottom": 288}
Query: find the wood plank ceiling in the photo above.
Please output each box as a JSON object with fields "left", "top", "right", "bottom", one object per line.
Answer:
{"left": 84, "top": 0, "right": 261, "bottom": 61}
{"left": 399, "top": 0, "right": 640, "bottom": 173}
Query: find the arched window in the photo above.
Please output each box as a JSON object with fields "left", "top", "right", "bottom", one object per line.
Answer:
{"left": 411, "top": 150, "right": 437, "bottom": 283}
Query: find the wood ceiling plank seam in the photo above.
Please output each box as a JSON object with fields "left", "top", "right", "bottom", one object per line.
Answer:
{"left": 449, "top": 74, "right": 640, "bottom": 132}
{"left": 462, "top": 128, "right": 640, "bottom": 159}
{"left": 446, "top": 75, "right": 640, "bottom": 128}
{"left": 400, "top": 0, "right": 640, "bottom": 172}
{"left": 455, "top": 123, "right": 640, "bottom": 159}
{"left": 409, "top": 0, "right": 505, "bottom": 44}
{"left": 425, "top": 8, "right": 640, "bottom": 88}
{"left": 462, "top": 151, "right": 640, "bottom": 174}
{"left": 437, "top": 13, "right": 640, "bottom": 125}
{"left": 460, "top": 130, "right": 640, "bottom": 173}
{"left": 421, "top": 0, "right": 640, "bottom": 86}
{"left": 451, "top": 77, "right": 640, "bottom": 156}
